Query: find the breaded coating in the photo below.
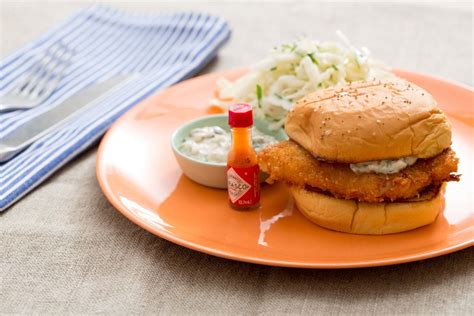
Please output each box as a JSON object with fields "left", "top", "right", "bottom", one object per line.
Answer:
{"left": 258, "top": 141, "right": 459, "bottom": 202}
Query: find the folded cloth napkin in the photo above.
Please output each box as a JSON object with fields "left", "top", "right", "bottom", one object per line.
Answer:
{"left": 0, "top": 5, "right": 230, "bottom": 211}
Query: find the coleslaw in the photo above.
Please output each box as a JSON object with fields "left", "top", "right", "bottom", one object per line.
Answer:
{"left": 216, "top": 31, "right": 395, "bottom": 130}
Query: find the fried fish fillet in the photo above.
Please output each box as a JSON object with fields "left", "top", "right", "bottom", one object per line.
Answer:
{"left": 258, "top": 141, "right": 459, "bottom": 203}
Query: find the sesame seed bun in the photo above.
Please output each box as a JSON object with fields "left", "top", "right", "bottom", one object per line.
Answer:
{"left": 284, "top": 78, "right": 452, "bottom": 163}
{"left": 289, "top": 183, "right": 445, "bottom": 235}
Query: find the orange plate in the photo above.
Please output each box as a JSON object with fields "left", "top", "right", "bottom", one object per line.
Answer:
{"left": 96, "top": 68, "right": 474, "bottom": 268}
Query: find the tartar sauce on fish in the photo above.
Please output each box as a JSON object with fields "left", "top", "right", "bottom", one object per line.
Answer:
{"left": 350, "top": 157, "right": 418, "bottom": 174}
{"left": 180, "top": 126, "right": 278, "bottom": 164}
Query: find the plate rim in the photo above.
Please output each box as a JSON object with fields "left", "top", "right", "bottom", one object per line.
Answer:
{"left": 96, "top": 67, "right": 474, "bottom": 269}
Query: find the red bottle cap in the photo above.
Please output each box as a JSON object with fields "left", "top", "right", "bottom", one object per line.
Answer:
{"left": 228, "top": 103, "right": 253, "bottom": 128}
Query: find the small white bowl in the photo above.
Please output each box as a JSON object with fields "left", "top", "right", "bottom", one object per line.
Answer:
{"left": 171, "top": 114, "right": 287, "bottom": 189}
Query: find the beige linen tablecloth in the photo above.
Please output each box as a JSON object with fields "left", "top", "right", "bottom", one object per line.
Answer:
{"left": 1, "top": 1, "right": 472, "bottom": 314}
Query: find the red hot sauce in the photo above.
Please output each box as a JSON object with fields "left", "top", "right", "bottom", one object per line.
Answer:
{"left": 227, "top": 103, "right": 260, "bottom": 210}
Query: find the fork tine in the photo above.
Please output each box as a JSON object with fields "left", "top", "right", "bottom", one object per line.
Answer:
{"left": 1, "top": 41, "right": 73, "bottom": 110}
{"left": 29, "top": 44, "right": 71, "bottom": 99}
{"left": 34, "top": 57, "right": 72, "bottom": 101}
{"left": 18, "top": 45, "right": 59, "bottom": 97}
{"left": 14, "top": 50, "right": 48, "bottom": 94}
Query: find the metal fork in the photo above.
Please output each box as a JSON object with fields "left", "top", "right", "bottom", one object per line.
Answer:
{"left": 0, "top": 41, "right": 74, "bottom": 112}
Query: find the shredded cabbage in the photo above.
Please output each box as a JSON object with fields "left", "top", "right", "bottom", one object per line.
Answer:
{"left": 216, "top": 31, "right": 395, "bottom": 130}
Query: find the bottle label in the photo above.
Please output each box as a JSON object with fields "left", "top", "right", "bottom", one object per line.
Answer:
{"left": 227, "top": 165, "right": 260, "bottom": 207}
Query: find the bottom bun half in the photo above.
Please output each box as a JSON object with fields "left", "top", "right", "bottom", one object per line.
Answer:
{"left": 289, "top": 184, "right": 446, "bottom": 235}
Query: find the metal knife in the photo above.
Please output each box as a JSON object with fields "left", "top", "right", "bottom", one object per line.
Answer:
{"left": 0, "top": 75, "right": 136, "bottom": 163}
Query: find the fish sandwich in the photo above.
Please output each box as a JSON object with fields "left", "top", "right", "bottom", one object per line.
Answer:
{"left": 259, "top": 78, "right": 460, "bottom": 235}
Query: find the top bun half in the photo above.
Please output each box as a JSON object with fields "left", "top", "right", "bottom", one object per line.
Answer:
{"left": 284, "top": 78, "right": 452, "bottom": 163}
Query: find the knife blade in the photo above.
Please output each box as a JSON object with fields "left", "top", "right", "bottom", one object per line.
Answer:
{"left": 0, "top": 75, "right": 136, "bottom": 162}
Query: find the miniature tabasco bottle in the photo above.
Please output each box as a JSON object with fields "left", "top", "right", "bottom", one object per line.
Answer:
{"left": 227, "top": 103, "right": 260, "bottom": 209}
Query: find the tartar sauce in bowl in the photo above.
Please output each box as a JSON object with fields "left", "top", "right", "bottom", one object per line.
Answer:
{"left": 179, "top": 126, "right": 278, "bottom": 164}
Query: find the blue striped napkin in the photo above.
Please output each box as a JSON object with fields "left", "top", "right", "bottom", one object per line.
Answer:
{"left": 0, "top": 5, "right": 231, "bottom": 211}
